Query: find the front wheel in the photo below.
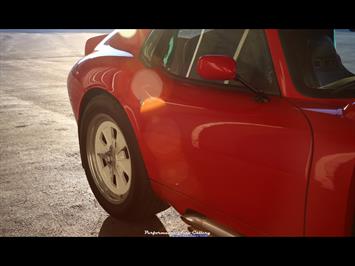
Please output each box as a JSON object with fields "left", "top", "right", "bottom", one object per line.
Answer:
{"left": 79, "top": 93, "right": 168, "bottom": 220}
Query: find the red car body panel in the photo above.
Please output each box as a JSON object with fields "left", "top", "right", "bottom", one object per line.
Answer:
{"left": 297, "top": 101, "right": 355, "bottom": 236}
{"left": 67, "top": 29, "right": 355, "bottom": 236}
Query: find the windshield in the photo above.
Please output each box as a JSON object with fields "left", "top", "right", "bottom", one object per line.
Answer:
{"left": 279, "top": 29, "right": 355, "bottom": 98}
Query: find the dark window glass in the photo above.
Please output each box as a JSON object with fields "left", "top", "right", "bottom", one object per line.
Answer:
{"left": 163, "top": 29, "right": 243, "bottom": 79}
{"left": 336, "top": 30, "right": 355, "bottom": 74}
{"left": 140, "top": 30, "right": 172, "bottom": 67}
{"left": 187, "top": 29, "right": 244, "bottom": 80}
{"left": 142, "top": 29, "right": 280, "bottom": 96}
{"left": 232, "top": 30, "right": 279, "bottom": 95}
{"left": 279, "top": 29, "right": 355, "bottom": 98}
{"left": 163, "top": 30, "right": 210, "bottom": 77}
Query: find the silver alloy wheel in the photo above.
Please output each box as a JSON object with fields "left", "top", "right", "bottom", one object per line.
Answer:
{"left": 86, "top": 114, "right": 132, "bottom": 204}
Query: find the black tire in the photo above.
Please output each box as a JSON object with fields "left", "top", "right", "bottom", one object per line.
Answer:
{"left": 79, "top": 93, "right": 168, "bottom": 220}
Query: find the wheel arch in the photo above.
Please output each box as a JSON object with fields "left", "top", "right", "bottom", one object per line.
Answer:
{"left": 78, "top": 87, "right": 108, "bottom": 139}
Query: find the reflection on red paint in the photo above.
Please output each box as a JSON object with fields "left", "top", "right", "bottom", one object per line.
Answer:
{"left": 315, "top": 152, "right": 355, "bottom": 190}
{"left": 131, "top": 69, "right": 163, "bottom": 102}
{"left": 140, "top": 97, "right": 166, "bottom": 113}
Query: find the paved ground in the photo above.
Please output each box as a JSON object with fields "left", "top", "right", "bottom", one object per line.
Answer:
{"left": 0, "top": 29, "right": 354, "bottom": 237}
{"left": 0, "top": 30, "right": 189, "bottom": 237}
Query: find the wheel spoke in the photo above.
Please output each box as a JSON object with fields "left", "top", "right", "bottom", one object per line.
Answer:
{"left": 116, "top": 146, "right": 129, "bottom": 160}
{"left": 118, "top": 158, "right": 131, "bottom": 179}
{"left": 113, "top": 168, "right": 128, "bottom": 192}
{"left": 102, "top": 126, "right": 115, "bottom": 146}
{"left": 95, "top": 133, "right": 108, "bottom": 154}
{"left": 114, "top": 130, "right": 126, "bottom": 151}
{"left": 101, "top": 165, "right": 114, "bottom": 186}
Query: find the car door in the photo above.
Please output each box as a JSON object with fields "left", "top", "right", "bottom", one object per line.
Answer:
{"left": 138, "top": 29, "right": 312, "bottom": 235}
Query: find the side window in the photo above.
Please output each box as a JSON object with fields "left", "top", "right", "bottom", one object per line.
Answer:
{"left": 233, "top": 30, "right": 280, "bottom": 95}
{"left": 143, "top": 29, "right": 280, "bottom": 96}
{"left": 163, "top": 29, "right": 244, "bottom": 80}
{"left": 163, "top": 30, "right": 209, "bottom": 77}
{"left": 188, "top": 29, "right": 245, "bottom": 81}
{"left": 140, "top": 30, "right": 172, "bottom": 67}
{"left": 335, "top": 29, "right": 355, "bottom": 74}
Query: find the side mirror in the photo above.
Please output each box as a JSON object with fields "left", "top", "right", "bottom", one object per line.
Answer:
{"left": 197, "top": 55, "right": 270, "bottom": 103}
{"left": 197, "top": 55, "right": 237, "bottom": 81}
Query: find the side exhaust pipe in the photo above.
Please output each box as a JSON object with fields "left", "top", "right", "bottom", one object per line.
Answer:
{"left": 181, "top": 213, "right": 240, "bottom": 237}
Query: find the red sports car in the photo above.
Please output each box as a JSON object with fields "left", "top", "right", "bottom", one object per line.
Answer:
{"left": 67, "top": 29, "right": 355, "bottom": 236}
